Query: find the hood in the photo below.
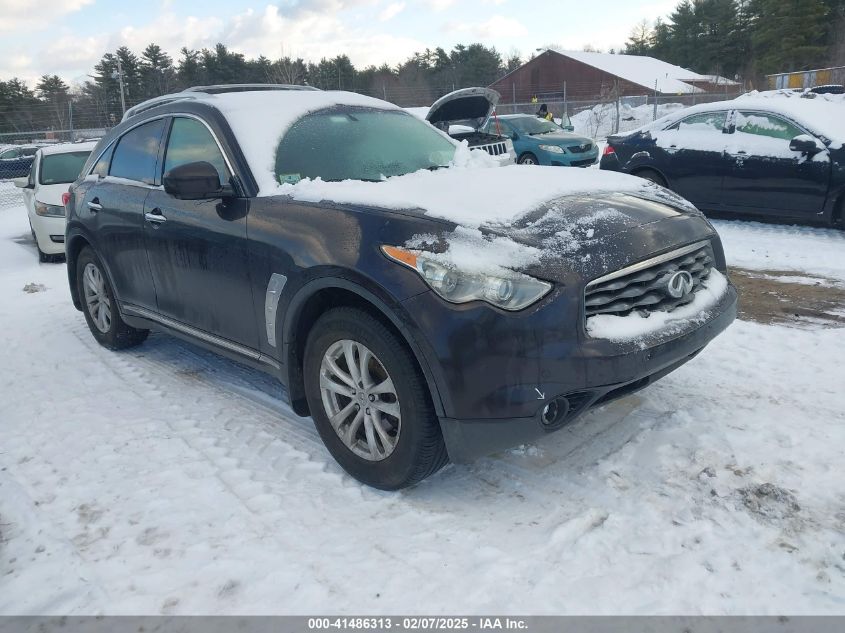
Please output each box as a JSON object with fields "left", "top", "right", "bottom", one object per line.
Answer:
{"left": 426, "top": 87, "right": 500, "bottom": 130}
{"left": 526, "top": 130, "right": 593, "bottom": 145}
{"left": 432, "top": 191, "right": 710, "bottom": 284}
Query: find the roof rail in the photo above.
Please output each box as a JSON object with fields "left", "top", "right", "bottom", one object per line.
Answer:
{"left": 122, "top": 84, "right": 320, "bottom": 121}
{"left": 122, "top": 94, "right": 201, "bottom": 121}
{"left": 183, "top": 84, "right": 319, "bottom": 94}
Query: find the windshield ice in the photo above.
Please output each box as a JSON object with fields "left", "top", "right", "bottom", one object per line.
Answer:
{"left": 275, "top": 107, "right": 456, "bottom": 183}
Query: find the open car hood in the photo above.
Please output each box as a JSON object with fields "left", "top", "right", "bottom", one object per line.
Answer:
{"left": 426, "top": 87, "right": 500, "bottom": 130}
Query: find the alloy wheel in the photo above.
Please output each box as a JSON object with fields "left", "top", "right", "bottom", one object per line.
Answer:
{"left": 319, "top": 339, "right": 401, "bottom": 461}
{"left": 82, "top": 262, "right": 112, "bottom": 334}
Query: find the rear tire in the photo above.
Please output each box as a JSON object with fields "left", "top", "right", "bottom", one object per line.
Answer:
{"left": 634, "top": 168, "right": 668, "bottom": 187}
{"left": 303, "top": 307, "right": 448, "bottom": 490}
{"left": 518, "top": 153, "right": 538, "bottom": 165}
{"left": 76, "top": 247, "right": 149, "bottom": 350}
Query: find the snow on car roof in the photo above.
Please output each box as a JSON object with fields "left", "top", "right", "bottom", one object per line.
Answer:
{"left": 634, "top": 94, "right": 845, "bottom": 149}
{"left": 208, "top": 90, "right": 400, "bottom": 195}
{"left": 38, "top": 141, "right": 98, "bottom": 156}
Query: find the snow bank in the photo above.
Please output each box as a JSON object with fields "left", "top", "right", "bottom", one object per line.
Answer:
{"left": 272, "top": 142, "right": 657, "bottom": 228}
{"left": 572, "top": 102, "right": 685, "bottom": 139}
{"left": 586, "top": 269, "right": 728, "bottom": 343}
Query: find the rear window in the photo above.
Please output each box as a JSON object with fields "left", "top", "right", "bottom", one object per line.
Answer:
{"left": 39, "top": 151, "right": 91, "bottom": 185}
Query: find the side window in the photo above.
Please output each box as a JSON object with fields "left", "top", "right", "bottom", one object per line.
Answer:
{"left": 674, "top": 111, "right": 727, "bottom": 132}
{"left": 91, "top": 143, "right": 115, "bottom": 178}
{"left": 109, "top": 118, "right": 166, "bottom": 184}
{"left": 163, "top": 117, "right": 230, "bottom": 185}
{"left": 0, "top": 148, "right": 21, "bottom": 160}
{"left": 735, "top": 112, "right": 803, "bottom": 141}
{"left": 21, "top": 147, "right": 38, "bottom": 157}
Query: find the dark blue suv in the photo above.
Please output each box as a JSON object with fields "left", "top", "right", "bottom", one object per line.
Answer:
{"left": 65, "top": 86, "right": 736, "bottom": 489}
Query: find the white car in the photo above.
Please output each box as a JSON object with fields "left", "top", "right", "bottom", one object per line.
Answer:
{"left": 14, "top": 141, "right": 97, "bottom": 262}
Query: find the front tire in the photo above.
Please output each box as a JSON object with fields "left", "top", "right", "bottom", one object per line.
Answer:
{"left": 303, "top": 307, "right": 448, "bottom": 490}
{"left": 76, "top": 247, "right": 149, "bottom": 350}
{"left": 518, "top": 153, "right": 538, "bottom": 165}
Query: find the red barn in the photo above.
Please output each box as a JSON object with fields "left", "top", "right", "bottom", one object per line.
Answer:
{"left": 490, "top": 49, "right": 739, "bottom": 103}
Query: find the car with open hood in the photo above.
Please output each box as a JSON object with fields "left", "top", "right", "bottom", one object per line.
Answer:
{"left": 65, "top": 85, "right": 736, "bottom": 489}
{"left": 423, "top": 87, "right": 516, "bottom": 164}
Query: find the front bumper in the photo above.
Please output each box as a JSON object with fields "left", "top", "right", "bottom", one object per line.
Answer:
{"left": 30, "top": 211, "right": 66, "bottom": 255}
{"left": 403, "top": 278, "right": 737, "bottom": 463}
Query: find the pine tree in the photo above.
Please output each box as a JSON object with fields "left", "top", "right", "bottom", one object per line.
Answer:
{"left": 751, "top": 0, "right": 829, "bottom": 73}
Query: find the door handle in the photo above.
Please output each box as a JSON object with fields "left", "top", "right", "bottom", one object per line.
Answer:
{"left": 87, "top": 198, "right": 102, "bottom": 212}
{"left": 144, "top": 208, "right": 167, "bottom": 224}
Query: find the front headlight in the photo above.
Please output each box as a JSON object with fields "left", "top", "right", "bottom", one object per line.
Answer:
{"left": 34, "top": 201, "right": 65, "bottom": 217}
{"left": 538, "top": 144, "right": 565, "bottom": 154}
{"left": 382, "top": 245, "right": 551, "bottom": 311}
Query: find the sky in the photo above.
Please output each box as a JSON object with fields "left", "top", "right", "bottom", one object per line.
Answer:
{"left": 0, "top": 0, "right": 679, "bottom": 88}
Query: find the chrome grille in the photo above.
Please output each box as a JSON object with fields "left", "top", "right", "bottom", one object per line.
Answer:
{"left": 585, "top": 241, "right": 714, "bottom": 318}
{"left": 476, "top": 141, "right": 508, "bottom": 156}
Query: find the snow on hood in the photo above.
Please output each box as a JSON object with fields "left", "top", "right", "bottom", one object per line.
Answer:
{"left": 213, "top": 90, "right": 400, "bottom": 195}
{"left": 272, "top": 142, "right": 673, "bottom": 228}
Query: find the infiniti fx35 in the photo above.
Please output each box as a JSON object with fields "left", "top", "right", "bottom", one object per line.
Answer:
{"left": 65, "top": 85, "right": 736, "bottom": 489}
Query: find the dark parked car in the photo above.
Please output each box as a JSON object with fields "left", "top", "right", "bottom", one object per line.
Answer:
{"left": 600, "top": 96, "right": 845, "bottom": 226}
{"left": 0, "top": 144, "right": 40, "bottom": 179}
{"left": 66, "top": 86, "right": 736, "bottom": 489}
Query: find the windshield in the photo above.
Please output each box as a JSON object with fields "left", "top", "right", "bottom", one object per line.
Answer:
{"left": 275, "top": 107, "right": 456, "bottom": 183}
{"left": 507, "top": 116, "right": 562, "bottom": 135}
{"left": 39, "top": 151, "right": 91, "bottom": 185}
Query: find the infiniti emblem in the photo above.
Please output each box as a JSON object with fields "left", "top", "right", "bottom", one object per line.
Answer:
{"left": 666, "top": 270, "right": 694, "bottom": 298}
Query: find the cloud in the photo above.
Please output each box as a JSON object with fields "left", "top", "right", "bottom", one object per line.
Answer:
{"left": 444, "top": 15, "right": 527, "bottom": 39}
{"left": 218, "top": 5, "right": 423, "bottom": 67}
{"left": 379, "top": 1, "right": 406, "bottom": 21}
{"left": 423, "top": 0, "right": 456, "bottom": 11}
{"left": 0, "top": 0, "right": 94, "bottom": 31}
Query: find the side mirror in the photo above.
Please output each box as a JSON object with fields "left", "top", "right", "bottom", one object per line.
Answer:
{"left": 789, "top": 134, "right": 822, "bottom": 155}
{"left": 12, "top": 177, "right": 30, "bottom": 189}
{"left": 163, "top": 161, "right": 233, "bottom": 200}
{"left": 510, "top": 131, "right": 519, "bottom": 141}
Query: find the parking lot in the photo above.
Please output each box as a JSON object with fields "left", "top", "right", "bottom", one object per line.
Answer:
{"left": 1, "top": 196, "right": 843, "bottom": 614}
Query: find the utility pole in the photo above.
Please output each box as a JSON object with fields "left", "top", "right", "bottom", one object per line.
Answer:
{"left": 563, "top": 81, "right": 567, "bottom": 116}
{"left": 614, "top": 79, "right": 620, "bottom": 134}
{"left": 113, "top": 55, "right": 127, "bottom": 115}
{"left": 68, "top": 101, "right": 74, "bottom": 141}
{"left": 653, "top": 79, "right": 658, "bottom": 121}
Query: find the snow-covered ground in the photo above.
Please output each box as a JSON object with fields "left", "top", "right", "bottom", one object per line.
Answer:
{"left": 1, "top": 202, "right": 844, "bottom": 615}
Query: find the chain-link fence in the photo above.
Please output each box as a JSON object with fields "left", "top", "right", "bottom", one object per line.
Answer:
{"left": 0, "top": 127, "right": 107, "bottom": 209}
{"left": 0, "top": 88, "right": 743, "bottom": 210}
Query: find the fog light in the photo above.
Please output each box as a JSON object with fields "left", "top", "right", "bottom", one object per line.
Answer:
{"left": 540, "top": 397, "right": 571, "bottom": 427}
